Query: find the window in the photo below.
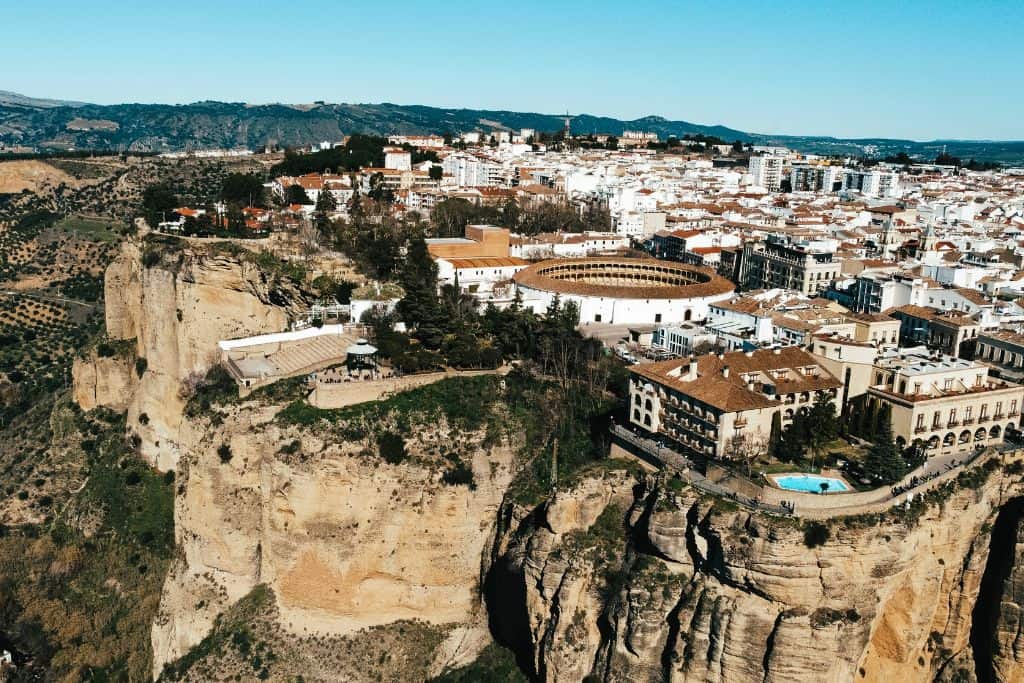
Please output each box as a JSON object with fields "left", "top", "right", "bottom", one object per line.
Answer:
{"left": 654, "top": 313, "right": 662, "bottom": 323}
{"left": 634, "top": 394, "right": 641, "bottom": 406}
{"left": 965, "top": 406, "right": 973, "bottom": 420}
{"left": 594, "top": 313, "right": 602, "bottom": 323}
{"left": 916, "top": 415, "right": 925, "bottom": 429}
{"left": 1012, "top": 400, "right": 1019, "bottom": 414}
{"left": 932, "top": 411, "right": 941, "bottom": 428}
{"left": 943, "top": 378, "right": 954, "bottom": 391}
{"left": 914, "top": 383, "right": 921, "bottom": 394}
{"left": 949, "top": 408, "right": 957, "bottom": 424}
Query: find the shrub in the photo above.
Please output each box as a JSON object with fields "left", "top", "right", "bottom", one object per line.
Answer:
{"left": 378, "top": 431, "right": 407, "bottom": 465}
{"left": 217, "top": 443, "right": 233, "bottom": 463}
{"left": 442, "top": 461, "right": 476, "bottom": 489}
{"left": 135, "top": 357, "right": 148, "bottom": 378}
{"left": 142, "top": 248, "right": 161, "bottom": 268}
{"left": 96, "top": 342, "right": 115, "bottom": 357}
{"left": 138, "top": 412, "right": 149, "bottom": 425}
{"left": 803, "top": 521, "right": 830, "bottom": 548}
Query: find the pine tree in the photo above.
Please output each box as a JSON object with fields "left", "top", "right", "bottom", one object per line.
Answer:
{"left": 768, "top": 412, "right": 782, "bottom": 458}
{"left": 397, "top": 234, "right": 442, "bottom": 347}
{"left": 863, "top": 405, "right": 905, "bottom": 484}
{"left": 804, "top": 393, "right": 839, "bottom": 470}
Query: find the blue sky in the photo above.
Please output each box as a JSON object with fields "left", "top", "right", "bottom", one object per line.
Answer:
{"left": 3, "top": 0, "right": 1021, "bottom": 140}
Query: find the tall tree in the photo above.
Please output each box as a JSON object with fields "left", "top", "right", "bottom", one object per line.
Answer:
{"left": 803, "top": 393, "right": 839, "bottom": 470}
{"left": 863, "top": 405, "right": 906, "bottom": 484}
{"left": 397, "top": 234, "right": 442, "bottom": 347}
{"left": 314, "top": 187, "right": 337, "bottom": 238}
{"left": 768, "top": 412, "right": 782, "bottom": 459}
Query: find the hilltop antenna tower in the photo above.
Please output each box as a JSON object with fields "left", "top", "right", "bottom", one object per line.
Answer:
{"left": 563, "top": 110, "right": 573, "bottom": 139}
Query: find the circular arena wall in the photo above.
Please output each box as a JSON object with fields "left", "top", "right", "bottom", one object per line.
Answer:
{"left": 513, "top": 257, "right": 735, "bottom": 326}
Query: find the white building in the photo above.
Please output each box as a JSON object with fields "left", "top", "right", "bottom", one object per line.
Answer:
{"left": 749, "top": 155, "right": 786, "bottom": 191}
{"left": 435, "top": 256, "right": 529, "bottom": 298}
{"left": 511, "top": 231, "right": 629, "bottom": 259}
{"left": 844, "top": 169, "right": 901, "bottom": 198}
{"left": 384, "top": 148, "right": 412, "bottom": 171}
{"left": 790, "top": 164, "right": 843, "bottom": 193}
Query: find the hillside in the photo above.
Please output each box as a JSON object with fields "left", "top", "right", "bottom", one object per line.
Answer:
{"left": 4, "top": 92, "right": 1021, "bottom": 163}
{"left": 0, "top": 99, "right": 749, "bottom": 153}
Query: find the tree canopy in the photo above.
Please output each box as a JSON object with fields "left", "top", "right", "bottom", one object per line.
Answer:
{"left": 219, "top": 173, "right": 265, "bottom": 207}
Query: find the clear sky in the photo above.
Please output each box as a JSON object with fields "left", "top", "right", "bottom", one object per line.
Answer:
{"left": 3, "top": 0, "right": 1021, "bottom": 141}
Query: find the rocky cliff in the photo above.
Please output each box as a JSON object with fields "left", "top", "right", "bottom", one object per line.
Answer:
{"left": 150, "top": 400, "right": 518, "bottom": 678}
{"left": 488, "top": 462, "right": 1024, "bottom": 683}
{"left": 71, "top": 245, "right": 1024, "bottom": 682}
{"left": 80, "top": 240, "right": 305, "bottom": 470}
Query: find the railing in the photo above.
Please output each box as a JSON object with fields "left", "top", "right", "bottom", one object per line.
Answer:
{"left": 994, "top": 413, "right": 1005, "bottom": 421}
{"left": 914, "top": 426, "right": 928, "bottom": 434}
{"left": 963, "top": 417, "right": 975, "bottom": 425}
{"left": 947, "top": 420, "right": 960, "bottom": 428}
{"left": 610, "top": 424, "right": 791, "bottom": 516}
{"left": 979, "top": 415, "right": 991, "bottom": 423}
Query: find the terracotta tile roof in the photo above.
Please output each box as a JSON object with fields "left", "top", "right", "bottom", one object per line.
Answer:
{"left": 954, "top": 287, "right": 991, "bottom": 306}
{"left": 513, "top": 258, "right": 734, "bottom": 300}
{"left": 888, "top": 304, "right": 976, "bottom": 328}
{"left": 631, "top": 347, "right": 841, "bottom": 413}
{"left": 442, "top": 257, "right": 529, "bottom": 268}
{"left": 844, "top": 311, "right": 896, "bottom": 323}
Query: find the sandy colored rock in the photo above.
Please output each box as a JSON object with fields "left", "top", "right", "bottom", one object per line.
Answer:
{"left": 71, "top": 351, "right": 137, "bottom": 411}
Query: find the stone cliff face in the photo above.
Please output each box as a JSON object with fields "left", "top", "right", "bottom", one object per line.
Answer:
{"left": 72, "top": 246, "right": 1024, "bottom": 682}
{"left": 71, "top": 351, "right": 137, "bottom": 411}
{"left": 973, "top": 497, "right": 1024, "bottom": 683}
{"left": 150, "top": 403, "right": 517, "bottom": 678}
{"left": 82, "top": 241, "right": 304, "bottom": 470}
{"left": 489, "top": 466, "right": 1023, "bottom": 683}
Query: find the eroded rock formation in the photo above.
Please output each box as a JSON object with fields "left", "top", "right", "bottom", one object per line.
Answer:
{"left": 489, "top": 469, "right": 1020, "bottom": 682}
{"left": 72, "top": 245, "right": 1024, "bottom": 682}
{"left": 88, "top": 240, "right": 305, "bottom": 469}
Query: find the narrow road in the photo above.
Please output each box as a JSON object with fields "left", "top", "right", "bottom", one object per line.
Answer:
{"left": 0, "top": 289, "right": 98, "bottom": 308}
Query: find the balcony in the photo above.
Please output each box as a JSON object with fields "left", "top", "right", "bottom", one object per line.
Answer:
{"left": 979, "top": 415, "right": 991, "bottom": 423}
{"left": 734, "top": 418, "right": 748, "bottom": 428}
{"left": 994, "top": 413, "right": 1005, "bottom": 421}
{"left": 947, "top": 420, "right": 960, "bottom": 428}
{"left": 1010, "top": 410, "right": 1020, "bottom": 418}
{"left": 962, "top": 417, "right": 975, "bottom": 425}
{"left": 914, "top": 426, "right": 928, "bottom": 434}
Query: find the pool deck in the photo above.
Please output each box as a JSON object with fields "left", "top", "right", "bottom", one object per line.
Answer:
{"left": 769, "top": 472, "right": 853, "bottom": 494}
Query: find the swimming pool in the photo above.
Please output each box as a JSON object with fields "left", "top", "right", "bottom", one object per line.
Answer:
{"left": 772, "top": 474, "right": 850, "bottom": 493}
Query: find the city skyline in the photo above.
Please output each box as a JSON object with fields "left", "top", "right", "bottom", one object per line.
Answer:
{"left": 3, "top": 0, "right": 1022, "bottom": 142}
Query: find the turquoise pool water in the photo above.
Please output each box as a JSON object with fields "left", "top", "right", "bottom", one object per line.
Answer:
{"left": 773, "top": 474, "right": 849, "bottom": 493}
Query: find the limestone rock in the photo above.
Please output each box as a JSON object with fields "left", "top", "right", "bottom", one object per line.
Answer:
{"left": 71, "top": 351, "right": 136, "bottom": 411}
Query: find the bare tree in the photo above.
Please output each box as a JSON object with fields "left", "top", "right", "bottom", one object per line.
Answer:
{"left": 724, "top": 431, "right": 770, "bottom": 477}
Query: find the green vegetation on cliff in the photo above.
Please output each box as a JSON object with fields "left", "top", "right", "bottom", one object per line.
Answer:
{"left": 0, "top": 404, "right": 174, "bottom": 680}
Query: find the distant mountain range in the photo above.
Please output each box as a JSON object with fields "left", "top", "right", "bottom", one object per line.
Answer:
{"left": 1, "top": 91, "right": 1022, "bottom": 164}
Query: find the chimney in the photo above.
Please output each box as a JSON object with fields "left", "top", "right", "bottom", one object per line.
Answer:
{"left": 687, "top": 357, "right": 698, "bottom": 381}
{"left": 722, "top": 365, "right": 730, "bottom": 378}
{"left": 745, "top": 350, "right": 754, "bottom": 358}
{"left": 773, "top": 346, "right": 781, "bottom": 354}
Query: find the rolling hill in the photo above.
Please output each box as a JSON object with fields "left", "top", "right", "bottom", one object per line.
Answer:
{"left": 1, "top": 92, "right": 1021, "bottom": 164}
